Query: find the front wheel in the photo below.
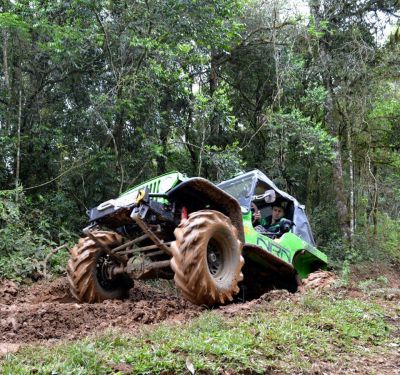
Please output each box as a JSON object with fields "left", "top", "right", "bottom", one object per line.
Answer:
{"left": 67, "top": 231, "right": 133, "bottom": 303}
{"left": 171, "top": 210, "right": 244, "bottom": 306}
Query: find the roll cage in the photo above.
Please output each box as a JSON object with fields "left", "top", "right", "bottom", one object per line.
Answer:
{"left": 218, "top": 170, "right": 316, "bottom": 246}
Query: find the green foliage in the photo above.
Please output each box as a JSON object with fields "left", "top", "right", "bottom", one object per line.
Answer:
{"left": 0, "top": 0, "right": 399, "bottom": 276}
{"left": 353, "top": 214, "right": 400, "bottom": 263}
{"left": 275, "top": 109, "right": 335, "bottom": 161}
{"left": 0, "top": 189, "right": 74, "bottom": 281}
{"left": 339, "top": 259, "right": 351, "bottom": 286}
{"left": 0, "top": 189, "right": 35, "bottom": 256}
{"left": 240, "top": 107, "right": 335, "bottom": 197}
{"left": 358, "top": 276, "right": 389, "bottom": 293}
{"left": 0, "top": 12, "right": 29, "bottom": 36}
{"left": 300, "top": 85, "right": 328, "bottom": 120}
{"left": 1, "top": 294, "right": 393, "bottom": 374}
{"left": 307, "top": 17, "right": 332, "bottom": 39}
{"left": 202, "top": 142, "right": 245, "bottom": 181}
{"left": 376, "top": 215, "right": 400, "bottom": 262}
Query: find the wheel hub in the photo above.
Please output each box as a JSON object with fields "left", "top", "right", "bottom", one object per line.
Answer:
{"left": 207, "top": 241, "right": 223, "bottom": 276}
{"left": 97, "top": 254, "right": 118, "bottom": 289}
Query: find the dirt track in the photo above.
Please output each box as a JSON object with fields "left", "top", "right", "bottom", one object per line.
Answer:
{"left": 1, "top": 262, "right": 399, "bottom": 349}
{"left": 1, "top": 263, "right": 400, "bottom": 374}
{"left": 0, "top": 277, "right": 202, "bottom": 343}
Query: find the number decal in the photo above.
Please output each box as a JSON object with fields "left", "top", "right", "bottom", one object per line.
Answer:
{"left": 256, "top": 236, "right": 291, "bottom": 263}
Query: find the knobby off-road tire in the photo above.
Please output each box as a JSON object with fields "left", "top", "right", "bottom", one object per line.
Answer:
{"left": 67, "top": 231, "right": 133, "bottom": 303}
{"left": 171, "top": 210, "right": 244, "bottom": 306}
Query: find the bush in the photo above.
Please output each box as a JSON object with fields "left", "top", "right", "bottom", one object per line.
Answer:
{"left": 0, "top": 189, "right": 74, "bottom": 281}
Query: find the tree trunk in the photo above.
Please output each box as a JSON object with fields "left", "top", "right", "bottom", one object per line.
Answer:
{"left": 2, "top": 29, "right": 10, "bottom": 133}
{"left": 2, "top": 29, "right": 10, "bottom": 93}
{"left": 15, "top": 88, "right": 22, "bottom": 199}
{"left": 325, "top": 75, "right": 350, "bottom": 243}
{"left": 372, "top": 163, "right": 378, "bottom": 239}
{"left": 347, "top": 126, "right": 355, "bottom": 250}
{"left": 306, "top": 166, "right": 319, "bottom": 211}
{"left": 110, "top": 86, "right": 126, "bottom": 193}
{"left": 310, "top": 0, "right": 351, "bottom": 244}
{"left": 156, "top": 125, "right": 169, "bottom": 175}
{"left": 368, "top": 158, "right": 378, "bottom": 239}
{"left": 209, "top": 50, "right": 219, "bottom": 138}
{"left": 331, "top": 138, "right": 351, "bottom": 242}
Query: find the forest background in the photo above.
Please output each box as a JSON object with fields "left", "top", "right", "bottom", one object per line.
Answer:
{"left": 0, "top": 0, "right": 399, "bottom": 280}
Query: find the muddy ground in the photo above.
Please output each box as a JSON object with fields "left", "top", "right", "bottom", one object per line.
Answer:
{"left": 0, "top": 261, "right": 399, "bottom": 373}
{"left": 0, "top": 277, "right": 203, "bottom": 344}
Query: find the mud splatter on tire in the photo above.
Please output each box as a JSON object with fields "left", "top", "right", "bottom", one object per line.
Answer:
{"left": 171, "top": 210, "right": 244, "bottom": 306}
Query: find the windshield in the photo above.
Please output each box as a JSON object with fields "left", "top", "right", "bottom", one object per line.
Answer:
{"left": 218, "top": 175, "right": 255, "bottom": 210}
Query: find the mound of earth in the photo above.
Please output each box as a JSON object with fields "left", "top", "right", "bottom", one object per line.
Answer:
{"left": 302, "top": 270, "right": 337, "bottom": 290}
{"left": 0, "top": 277, "right": 201, "bottom": 344}
{"left": 1, "top": 261, "right": 398, "bottom": 352}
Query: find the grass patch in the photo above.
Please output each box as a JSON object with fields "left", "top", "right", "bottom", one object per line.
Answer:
{"left": 1, "top": 294, "right": 394, "bottom": 374}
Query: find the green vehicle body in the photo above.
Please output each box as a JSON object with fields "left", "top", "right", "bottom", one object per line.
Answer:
{"left": 242, "top": 211, "right": 327, "bottom": 279}
{"left": 116, "top": 170, "right": 327, "bottom": 282}
{"left": 76, "top": 169, "right": 328, "bottom": 305}
{"left": 121, "top": 171, "right": 186, "bottom": 199}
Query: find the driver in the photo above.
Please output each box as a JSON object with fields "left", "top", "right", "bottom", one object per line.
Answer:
{"left": 253, "top": 202, "right": 287, "bottom": 235}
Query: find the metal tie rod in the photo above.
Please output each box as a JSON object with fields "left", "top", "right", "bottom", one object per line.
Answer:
{"left": 111, "top": 233, "right": 149, "bottom": 253}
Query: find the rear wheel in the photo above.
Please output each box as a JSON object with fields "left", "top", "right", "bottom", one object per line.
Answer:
{"left": 67, "top": 231, "right": 133, "bottom": 303}
{"left": 171, "top": 210, "right": 244, "bottom": 306}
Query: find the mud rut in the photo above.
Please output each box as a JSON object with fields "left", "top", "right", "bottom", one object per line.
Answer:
{"left": 0, "top": 271, "right": 337, "bottom": 345}
{"left": 2, "top": 263, "right": 396, "bottom": 346}
{"left": 0, "top": 277, "right": 202, "bottom": 344}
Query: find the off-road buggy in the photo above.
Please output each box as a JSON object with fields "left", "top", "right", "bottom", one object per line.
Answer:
{"left": 67, "top": 170, "right": 327, "bottom": 306}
